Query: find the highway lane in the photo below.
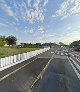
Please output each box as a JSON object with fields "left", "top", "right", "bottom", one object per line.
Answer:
{"left": 33, "top": 47, "right": 80, "bottom": 92}
{"left": 0, "top": 58, "right": 50, "bottom": 92}
{"left": 0, "top": 48, "right": 56, "bottom": 79}
{"left": 0, "top": 48, "right": 57, "bottom": 92}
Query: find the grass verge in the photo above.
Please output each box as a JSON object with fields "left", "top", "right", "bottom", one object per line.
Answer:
{"left": 0, "top": 47, "right": 39, "bottom": 58}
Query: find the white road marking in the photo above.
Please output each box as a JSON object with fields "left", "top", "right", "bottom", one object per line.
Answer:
{"left": 0, "top": 58, "right": 37, "bottom": 82}
{"left": 70, "top": 57, "right": 80, "bottom": 71}
{"left": 69, "top": 53, "right": 74, "bottom": 57}
{"left": 61, "top": 52, "right": 64, "bottom": 55}
{"left": 57, "top": 52, "right": 59, "bottom": 55}
{"left": 75, "top": 58, "right": 80, "bottom": 62}
{"left": 73, "top": 56, "right": 80, "bottom": 63}
{"left": 70, "top": 53, "right": 80, "bottom": 57}
{"left": 38, "top": 57, "right": 51, "bottom": 58}
{"left": 51, "top": 52, "right": 54, "bottom": 54}
{"left": 65, "top": 53, "right": 68, "bottom": 55}
{"left": 68, "top": 57, "right": 80, "bottom": 80}
{"left": 69, "top": 53, "right": 80, "bottom": 62}
{"left": 75, "top": 54, "right": 80, "bottom": 57}
{"left": 31, "top": 50, "right": 57, "bottom": 90}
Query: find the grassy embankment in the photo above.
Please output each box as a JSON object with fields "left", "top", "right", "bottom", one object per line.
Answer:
{"left": 0, "top": 47, "right": 39, "bottom": 58}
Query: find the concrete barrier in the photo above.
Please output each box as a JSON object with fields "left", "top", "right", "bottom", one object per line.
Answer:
{"left": 0, "top": 47, "right": 50, "bottom": 71}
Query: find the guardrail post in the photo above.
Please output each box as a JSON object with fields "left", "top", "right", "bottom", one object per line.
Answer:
{"left": 11, "top": 56, "right": 14, "bottom": 64}
{"left": 1, "top": 58, "right": 5, "bottom": 67}
{"left": 0, "top": 58, "right": 3, "bottom": 68}
{"left": 8, "top": 56, "right": 11, "bottom": 65}
{"left": 5, "top": 57, "right": 9, "bottom": 66}
{"left": 14, "top": 55, "right": 16, "bottom": 63}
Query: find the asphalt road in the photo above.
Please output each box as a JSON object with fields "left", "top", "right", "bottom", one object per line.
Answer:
{"left": 0, "top": 48, "right": 56, "bottom": 92}
{"left": 34, "top": 47, "right": 80, "bottom": 92}
{"left": 0, "top": 47, "right": 80, "bottom": 92}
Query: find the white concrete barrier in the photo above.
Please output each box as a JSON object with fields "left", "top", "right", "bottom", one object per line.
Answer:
{"left": 0, "top": 58, "right": 4, "bottom": 67}
{"left": 11, "top": 56, "right": 14, "bottom": 64}
{"left": 0, "top": 47, "right": 50, "bottom": 71}
{"left": 5, "top": 57, "right": 9, "bottom": 66}
{"left": 14, "top": 55, "right": 16, "bottom": 63}
{"left": 8, "top": 56, "right": 11, "bottom": 65}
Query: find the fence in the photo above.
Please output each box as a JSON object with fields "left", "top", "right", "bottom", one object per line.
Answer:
{"left": 0, "top": 47, "right": 50, "bottom": 71}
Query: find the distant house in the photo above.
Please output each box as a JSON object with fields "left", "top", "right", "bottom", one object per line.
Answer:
{"left": 4, "top": 44, "right": 9, "bottom": 46}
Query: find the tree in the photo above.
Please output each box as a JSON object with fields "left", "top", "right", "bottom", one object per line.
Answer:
{"left": 70, "top": 40, "right": 80, "bottom": 47}
{"left": 0, "top": 36, "right": 6, "bottom": 46}
{"left": 59, "top": 42, "right": 65, "bottom": 46}
{"left": 6, "top": 36, "right": 17, "bottom": 46}
{"left": 36, "top": 43, "right": 41, "bottom": 48}
{"left": 70, "top": 40, "right": 80, "bottom": 51}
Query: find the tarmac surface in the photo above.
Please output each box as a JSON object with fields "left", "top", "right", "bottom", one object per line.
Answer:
{"left": 34, "top": 47, "right": 80, "bottom": 92}
{"left": 0, "top": 47, "right": 80, "bottom": 92}
{"left": 0, "top": 48, "right": 56, "bottom": 92}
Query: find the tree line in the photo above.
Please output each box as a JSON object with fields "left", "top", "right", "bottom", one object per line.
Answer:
{"left": 0, "top": 35, "right": 53, "bottom": 48}
{"left": 70, "top": 40, "right": 80, "bottom": 51}
{"left": 0, "top": 35, "right": 69, "bottom": 48}
{"left": 0, "top": 35, "right": 17, "bottom": 47}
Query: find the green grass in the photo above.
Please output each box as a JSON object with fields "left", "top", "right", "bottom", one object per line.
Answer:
{"left": 0, "top": 47, "right": 39, "bottom": 58}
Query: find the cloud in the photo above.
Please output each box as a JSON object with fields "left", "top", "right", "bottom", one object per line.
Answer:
{"left": 43, "top": 0, "right": 48, "bottom": 7}
{"left": 0, "top": 0, "right": 48, "bottom": 24}
{"left": 37, "top": 35, "right": 55, "bottom": 43}
{"left": 23, "top": 26, "right": 34, "bottom": 34}
{"left": 27, "top": 29, "right": 34, "bottom": 34}
{"left": 58, "top": 26, "right": 80, "bottom": 44}
{"left": 38, "top": 27, "right": 45, "bottom": 33}
{"left": 0, "top": 21, "right": 15, "bottom": 28}
{"left": 27, "top": 0, "right": 32, "bottom": 7}
{"left": 59, "top": 34, "right": 80, "bottom": 45}
{"left": 48, "top": 35, "right": 54, "bottom": 37}
{"left": 0, "top": 23, "right": 8, "bottom": 27}
{"left": 13, "top": 0, "right": 48, "bottom": 24}
{"left": 33, "top": 33, "right": 56, "bottom": 43}
{"left": 0, "top": 0, "right": 14, "bottom": 16}
{"left": 53, "top": 0, "right": 80, "bottom": 19}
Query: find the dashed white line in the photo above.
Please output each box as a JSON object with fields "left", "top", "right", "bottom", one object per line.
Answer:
{"left": 31, "top": 50, "right": 57, "bottom": 90}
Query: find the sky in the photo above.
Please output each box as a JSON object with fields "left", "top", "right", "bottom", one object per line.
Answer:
{"left": 0, "top": 0, "right": 80, "bottom": 45}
